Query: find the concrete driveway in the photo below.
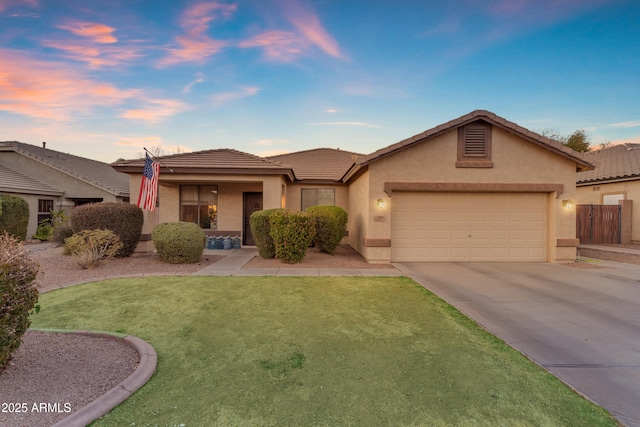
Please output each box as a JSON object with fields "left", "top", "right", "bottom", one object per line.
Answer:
{"left": 394, "top": 261, "right": 640, "bottom": 427}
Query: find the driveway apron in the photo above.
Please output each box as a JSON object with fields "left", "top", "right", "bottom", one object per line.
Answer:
{"left": 395, "top": 262, "right": 640, "bottom": 427}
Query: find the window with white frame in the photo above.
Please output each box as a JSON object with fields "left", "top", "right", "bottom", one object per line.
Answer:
{"left": 602, "top": 193, "right": 624, "bottom": 205}
{"left": 37, "top": 199, "right": 54, "bottom": 223}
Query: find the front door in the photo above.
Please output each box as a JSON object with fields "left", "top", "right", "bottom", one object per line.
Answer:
{"left": 243, "top": 192, "right": 263, "bottom": 245}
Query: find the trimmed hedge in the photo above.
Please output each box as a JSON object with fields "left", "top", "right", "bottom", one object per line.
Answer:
{"left": 269, "top": 210, "right": 316, "bottom": 264}
{"left": 250, "top": 208, "right": 285, "bottom": 259}
{"left": 0, "top": 195, "right": 29, "bottom": 241}
{"left": 0, "top": 232, "right": 39, "bottom": 370}
{"left": 306, "top": 205, "right": 348, "bottom": 255}
{"left": 152, "top": 222, "right": 206, "bottom": 264}
{"left": 70, "top": 203, "right": 143, "bottom": 257}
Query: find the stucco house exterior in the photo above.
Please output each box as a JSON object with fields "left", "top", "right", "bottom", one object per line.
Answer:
{"left": 576, "top": 143, "right": 640, "bottom": 242}
{"left": 113, "top": 110, "right": 593, "bottom": 263}
{"left": 0, "top": 141, "right": 130, "bottom": 238}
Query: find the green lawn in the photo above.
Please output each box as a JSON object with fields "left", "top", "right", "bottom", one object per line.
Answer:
{"left": 32, "top": 277, "right": 616, "bottom": 426}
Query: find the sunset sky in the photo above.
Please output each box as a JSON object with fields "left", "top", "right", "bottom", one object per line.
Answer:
{"left": 1, "top": 0, "right": 638, "bottom": 163}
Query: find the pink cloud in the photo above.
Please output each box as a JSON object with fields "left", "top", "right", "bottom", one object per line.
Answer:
{"left": 0, "top": 0, "right": 38, "bottom": 13}
{"left": 121, "top": 99, "right": 189, "bottom": 123}
{"left": 41, "top": 40, "right": 143, "bottom": 68}
{"left": 0, "top": 49, "right": 139, "bottom": 120}
{"left": 159, "top": 1, "right": 236, "bottom": 67}
{"left": 58, "top": 22, "right": 118, "bottom": 44}
{"left": 211, "top": 86, "right": 260, "bottom": 107}
{"left": 238, "top": 30, "right": 305, "bottom": 62}
{"left": 279, "top": 0, "right": 343, "bottom": 59}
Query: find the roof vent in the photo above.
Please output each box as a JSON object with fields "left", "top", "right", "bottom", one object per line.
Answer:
{"left": 42, "top": 141, "right": 46, "bottom": 149}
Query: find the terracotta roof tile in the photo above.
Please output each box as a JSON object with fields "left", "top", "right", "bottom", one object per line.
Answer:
{"left": 0, "top": 164, "right": 63, "bottom": 195}
{"left": 268, "top": 148, "right": 362, "bottom": 181}
{"left": 113, "top": 148, "right": 295, "bottom": 179}
{"left": 577, "top": 143, "right": 640, "bottom": 184}
{"left": 0, "top": 141, "right": 129, "bottom": 197}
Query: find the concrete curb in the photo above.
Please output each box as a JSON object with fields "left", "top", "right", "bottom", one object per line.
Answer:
{"left": 29, "top": 328, "right": 157, "bottom": 427}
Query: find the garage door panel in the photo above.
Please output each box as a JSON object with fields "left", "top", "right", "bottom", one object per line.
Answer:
{"left": 391, "top": 192, "right": 547, "bottom": 262}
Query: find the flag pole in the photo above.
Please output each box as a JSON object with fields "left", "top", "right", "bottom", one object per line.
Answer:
{"left": 143, "top": 147, "right": 174, "bottom": 173}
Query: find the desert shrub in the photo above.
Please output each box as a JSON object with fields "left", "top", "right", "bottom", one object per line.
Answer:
{"left": 306, "top": 205, "right": 348, "bottom": 255}
{"left": 64, "top": 229, "right": 123, "bottom": 269}
{"left": 52, "top": 224, "right": 74, "bottom": 244}
{"left": 0, "top": 195, "right": 29, "bottom": 241}
{"left": 152, "top": 222, "right": 206, "bottom": 264}
{"left": 0, "top": 232, "right": 39, "bottom": 370}
{"left": 70, "top": 203, "right": 143, "bottom": 257}
{"left": 269, "top": 210, "right": 316, "bottom": 264}
{"left": 250, "top": 208, "right": 285, "bottom": 259}
{"left": 33, "top": 219, "right": 53, "bottom": 241}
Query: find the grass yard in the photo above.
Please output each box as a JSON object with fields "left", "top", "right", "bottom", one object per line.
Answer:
{"left": 32, "top": 276, "right": 616, "bottom": 426}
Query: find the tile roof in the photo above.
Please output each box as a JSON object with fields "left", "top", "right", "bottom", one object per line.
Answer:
{"left": 0, "top": 164, "right": 63, "bottom": 196}
{"left": 0, "top": 141, "right": 130, "bottom": 197}
{"left": 577, "top": 143, "right": 640, "bottom": 184}
{"left": 112, "top": 148, "right": 295, "bottom": 180}
{"left": 344, "top": 110, "right": 595, "bottom": 181}
{"left": 267, "top": 148, "right": 362, "bottom": 181}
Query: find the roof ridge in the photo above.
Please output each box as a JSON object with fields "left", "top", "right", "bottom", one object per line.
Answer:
{"left": 267, "top": 147, "right": 364, "bottom": 158}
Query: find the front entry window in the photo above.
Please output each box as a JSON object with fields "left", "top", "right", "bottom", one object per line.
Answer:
{"left": 180, "top": 185, "right": 218, "bottom": 229}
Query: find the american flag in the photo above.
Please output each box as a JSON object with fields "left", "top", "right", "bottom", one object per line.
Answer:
{"left": 137, "top": 154, "right": 160, "bottom": 211}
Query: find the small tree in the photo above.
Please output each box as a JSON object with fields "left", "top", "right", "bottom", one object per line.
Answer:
{"left": 0, "top": 232, "right": 39, "bottom": 369}
{"left": 539, "top": 128, "right": 591, "bottom": 152}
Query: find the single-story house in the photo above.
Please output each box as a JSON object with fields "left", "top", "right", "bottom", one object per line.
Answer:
{"left": 113, "top": 110, "right": 594, "bottom": 263}
{"left": 576, "top": 143, "right": 640, "bottom": 242}
{"left": 0, "top": 141, "right": 130, "bottom": 238}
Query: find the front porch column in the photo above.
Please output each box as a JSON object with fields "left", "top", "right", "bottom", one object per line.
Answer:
{"left": 262, "top": 176, "right": 283, "bottom": 209}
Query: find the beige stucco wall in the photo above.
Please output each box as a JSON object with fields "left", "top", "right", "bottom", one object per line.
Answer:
{"left": 360, "top": 126, "right": 579, "bottom": 263}
{"left": 576, "top": 181, "right": 640, "bottom": 241}
{"left": 347, "top": 170, "right": 370, "bottom": 259}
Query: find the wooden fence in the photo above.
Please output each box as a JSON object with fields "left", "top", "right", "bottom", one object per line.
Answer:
{"left": 576, "top": 204, "right": 621, "bottom": 244}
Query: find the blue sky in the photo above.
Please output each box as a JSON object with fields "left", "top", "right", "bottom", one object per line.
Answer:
{"left": 1, "top": 0, "right": 638, "bottom": 162}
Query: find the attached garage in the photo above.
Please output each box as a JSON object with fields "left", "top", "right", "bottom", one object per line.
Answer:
{"left": 391, "top": 192, "right": 548, "bottom": 262}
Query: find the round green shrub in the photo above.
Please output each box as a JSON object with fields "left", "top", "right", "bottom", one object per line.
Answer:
{"left": 0, "top": 195, "right": 29, "bottom": 241}
{"left": 250, "top": 208, "right": 285, "bottom": 259}
{"left": 0, "top": 232, "right": 39, "bottom": 370}
{"left": 70, "top": 202, "right": 143, "bottom": 257}
{"left": 269, "top": 210, "right": 316, "bottom": 264}
{"left": 306, "top": 205, "right": 348, "bottom": 255}
{"left": 152, "top": 222, "right": 206, "bottom": 264}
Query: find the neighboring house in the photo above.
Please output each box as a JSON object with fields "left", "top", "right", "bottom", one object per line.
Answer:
{"left": 576, "top": 143, "right": 640, "bottom": 242}
{"left": 0, "top": 141, "right": 130, "bottom": 238}
{"left": 112, "top": 110, "right": 593, "bottom": 263}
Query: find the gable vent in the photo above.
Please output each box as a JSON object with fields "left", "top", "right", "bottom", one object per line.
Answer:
{"left": 464, "top": 125, "right": 487, "bottom": 156}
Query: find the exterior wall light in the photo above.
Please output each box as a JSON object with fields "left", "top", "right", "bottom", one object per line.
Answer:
{"left": 562, "top": 199, "right": 574, "bottom": 210}
{"left": 377, "top": 198, "right": 385, "bottom": 208}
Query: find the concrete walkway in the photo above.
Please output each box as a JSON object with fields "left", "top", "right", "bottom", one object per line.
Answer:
{"left": 192, "top": 248, "right": 404, "bottom": 276}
